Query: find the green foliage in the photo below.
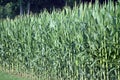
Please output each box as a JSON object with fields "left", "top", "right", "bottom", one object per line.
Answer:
{"left": 0, "top": 1, "right": 120, "bottom": 80}
{"left": 0, "top": 2, "right": 13, "bottom": 18}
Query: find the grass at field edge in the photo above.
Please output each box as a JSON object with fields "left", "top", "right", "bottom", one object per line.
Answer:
{"left": 0, "top": 70, "right": 29, "bottom": 80}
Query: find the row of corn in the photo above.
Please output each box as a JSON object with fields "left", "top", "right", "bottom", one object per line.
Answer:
{"left": 0, "top": 1, "right": 120, "bottom": 80}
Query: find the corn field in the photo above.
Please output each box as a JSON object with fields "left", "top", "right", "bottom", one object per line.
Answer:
{"left": 0, "top": 1, "right": 120, "bottom": 80}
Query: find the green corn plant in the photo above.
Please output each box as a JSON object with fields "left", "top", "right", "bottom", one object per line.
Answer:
{"left": 0, "top": 1, "right": 120, "bottom": 80}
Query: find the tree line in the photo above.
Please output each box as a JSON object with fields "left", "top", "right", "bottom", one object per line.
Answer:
{"left": 0, "top": 0, "right": 118, "bottom": 18}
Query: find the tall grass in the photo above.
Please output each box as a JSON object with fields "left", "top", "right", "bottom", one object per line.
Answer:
{"left": 0, "top": 1, "right": 120, "bottom": 80}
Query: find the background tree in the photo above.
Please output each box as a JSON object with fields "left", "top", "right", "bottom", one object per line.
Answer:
{"left": 0, "top": 0, "right": 118, "bottom": 18}
{"left": 19, "top": 0, "right": 23, "bottom": 15}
